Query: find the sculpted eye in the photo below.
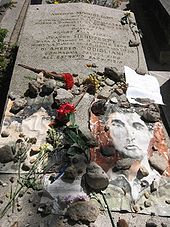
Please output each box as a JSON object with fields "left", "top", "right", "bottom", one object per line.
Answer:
{"left": 111, "top": 119, "right": 125, "bottom": 127}
{"left": 133, "top": 122, "right": 145, "bottom": 130}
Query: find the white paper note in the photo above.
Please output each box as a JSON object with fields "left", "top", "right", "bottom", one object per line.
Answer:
{"left": 125, "top": 66, "right": 164, "bottom": 105}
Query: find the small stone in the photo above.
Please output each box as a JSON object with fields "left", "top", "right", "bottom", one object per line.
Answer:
{"left": 105, "top": 78, "right": 115, "bottom": 86}
{"left": 144, "top": 200, "right": 152, "bottom": 207}
{"left": 22, "top": 161, "right": 31, "bottom": 171}
{"left": 10, "top": 98, "right": 27, "bottom": 114}
{"left": 115, "top": 88, "right": 124, "bottom": 95}
{"left": 135, "top": 68, "right": 147, "bottom": 75}
{"left": 119, "top": 100, "right": 130, "bottom": 108}
{"left": 113, "top": 158, "right": 134, "bottom": 171}
{"left": 30, "top": 157, "right": 36, "bottom": 164}
{"left": 28, "top": 81, "right": 41, "bottom": 96}
{"left": 129, "top": 39, "right": 140, "bottom": 47}
{"left": 1, "top": 130, "right": 10, "bottom": 137}
{"left": 137, "top": 166, "right": 149, "bottom": 179}
{"left": 112, "top": 84, "right": 119, "bottom": 90}
{"left": 98, "top": 86, "right": 111, "bottom": 99}
{"left": 144, "top": 191, "right": 150, "bottom": 199}
{"left": 0, "top": 145, "right": 14, "bottom": 163}
{"left": 142, "top": 110, "right": 160, "bottom": 123}
{"left": 0, "top": 199, "right": 3, "bottom": 204}
{"left": 63, "top": 165, "right": 77, "bottom": 180}
{"left": 30, "top": 146, "right": 40, "bottom": 156}
{"left": 146, "top": 221, "right": 157, "bottom": 227}
{"left": 71, "top": 85, "right": 81, "bottom": 95}
{"left": 66, "top": 201, "right": 99, "bottom": 222}
{"left": 70, "top": 154, "right": 87, "bottom": 176}
{"left": 0, "top": 180, "right": 7, "bottom": 187}
{"left": 150, "top": 180, "right": 159, "bottom": 193}
{"left": 54, "top": 88, "right": 73, "bottom": 105}
{"left": 37, "top": 203, "right": 52, "bottom": 216}
{"left": 9, "top": 177, "right": 15, "bottom": 183}
{"left": 91, "top": 99, "right": 107, "bottom": 116}
{"left": 110, "top": 97, "right": 118, "bottom": 104}
{"left": 36, "top": 72, "right": 44, "bottom": 84}
{"left": 104, "top": 67, "right": 122, "bottom": 82}
{"left": 165, "top": 199, "right": 170, "bottom": 204}
{"left": 100, "top": 145, "right": 115, "bottom": 157}
{"left": 8, "top": 92, "right": 20, "bottom": 100}
{"left": 42, "top": 79, "right": 56, "bottom": 94}
{"left": 117, "top": 218, "right": 129, "bottom": 227}
{"left": 149, "top": 152, "right": 168, "bottom": 174}
{"left": 85, "top": 162, "right": 109, "bottom": 190}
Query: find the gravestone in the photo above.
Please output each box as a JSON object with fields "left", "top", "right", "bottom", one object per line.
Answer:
{"left": 9, "top": 3, "right": 147, "bottom": 96}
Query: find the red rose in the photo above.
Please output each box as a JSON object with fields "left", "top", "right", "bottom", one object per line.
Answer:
{"left": 57, "top": 103, "right": 75, "bottom": 121}
{"left": 61, "top": 73, "right": 74, "bottom": 90}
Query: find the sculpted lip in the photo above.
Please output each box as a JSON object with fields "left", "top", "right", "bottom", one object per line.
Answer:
{"left": 125, "top": 144, "right": 137, "bottom": 150}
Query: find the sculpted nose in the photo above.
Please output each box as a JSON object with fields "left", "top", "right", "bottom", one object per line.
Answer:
{"left": 126, "top": 137, "right": 135, "bottom": 144}
{"left": 126, "top": 128, "right": 135, "bottom": 143}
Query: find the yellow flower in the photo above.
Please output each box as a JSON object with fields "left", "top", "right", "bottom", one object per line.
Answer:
{"left": 54, "top": 1, "right": 59, "bottom": 4}
{"left": 83, "top": 74, "right": 100, "bottom": 94}
{"left": 40, "top": 143, "right": 53, "bottom": 153}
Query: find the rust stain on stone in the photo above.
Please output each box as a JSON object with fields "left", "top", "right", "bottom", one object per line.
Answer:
{"left": 148, "top": 122, "right": 170, "bottom": 176}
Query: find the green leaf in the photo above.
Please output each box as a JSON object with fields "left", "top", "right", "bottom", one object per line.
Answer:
{"left": 67, "top": 146, "right": 82, "bottom": 156}
{"left": 69, "top": 113, "right": 75, "bottom": 126}
{"left": 64, "top": 128, "right": 78, "bottom": 144}
{"left": 84, "top": 148, "right": 90, "bottom": 162}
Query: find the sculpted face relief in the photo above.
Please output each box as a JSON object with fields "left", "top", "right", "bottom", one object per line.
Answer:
{"left": 107, "top": 112, "right": 152, "bottom": 160}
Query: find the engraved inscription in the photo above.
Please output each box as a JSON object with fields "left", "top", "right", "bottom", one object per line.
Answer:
{"left": 31, "top": 11, "right": 135, "bottom": 64}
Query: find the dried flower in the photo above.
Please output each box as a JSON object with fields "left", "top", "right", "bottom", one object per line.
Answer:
{"left": 63, "top": 194, "right": 89, "bottom": 204}
{"left": 57, "top": 103, "right": 76, "bottom": 122}
{"left": 61, "top": 73, "right": 74, "bottom": 90}
{"left": 83, "top": 74, "right": 100, "bottom": 94}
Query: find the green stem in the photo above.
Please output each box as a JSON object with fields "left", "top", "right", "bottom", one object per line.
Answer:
{"left": 100, "top": 191, "right": 116, "bottom": 227}
{"left": 0, "top": 186, "right": 23, "bottom": 218}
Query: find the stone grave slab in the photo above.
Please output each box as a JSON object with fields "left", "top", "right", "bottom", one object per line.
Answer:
{"left": 9, "top": 3, "right": 147, "bottom": 96}
{"left": 1, "top": 3, "right": 170, "bottom": 222}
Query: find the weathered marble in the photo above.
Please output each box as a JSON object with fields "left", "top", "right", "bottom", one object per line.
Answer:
{"left": 9, "top": 3, "right": 147, "bottom": 96}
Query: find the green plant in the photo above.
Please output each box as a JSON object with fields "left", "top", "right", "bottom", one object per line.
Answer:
{"left": 0, "top": 28, "right": 8, "bottom": 53}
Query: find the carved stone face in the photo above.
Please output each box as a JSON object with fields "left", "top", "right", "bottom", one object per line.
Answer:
{"left": 107, "top": 112, "right": 152, "bottom": 160}
{"left": 21, "top": 108, "right": 50, "bottom": 145}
